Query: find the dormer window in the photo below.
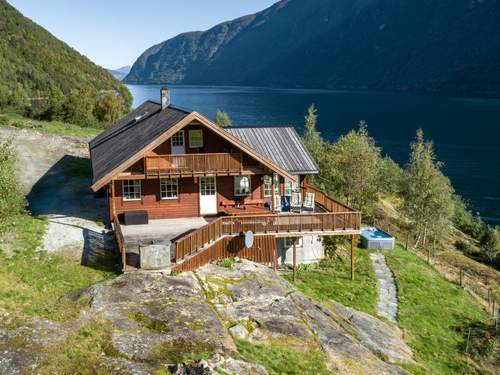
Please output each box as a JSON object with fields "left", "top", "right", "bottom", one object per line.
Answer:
{"left": 189, "top": 129, "right": 203, "bottom": 148}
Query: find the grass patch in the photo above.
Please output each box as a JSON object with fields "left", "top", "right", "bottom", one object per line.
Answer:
{"left": 385, "top": 245, "right": 488, "bottom": 375}
{"left": 236, "top": 339, "right": 331, "bottom": 375}
{"left": 0, "top": 213, "right": 116, "bottom": 321}
{"left": 282, "top": 248, "right": 378, "bottom": 315}
{"left": 130, "top": 311, "right": 170, "bottom": 334}
{"left": 36, "top": 320, "right": 126, "bottom": 374}
{"left": 151, "top": 338, "right": 216, "bottom": 364}
{"left": 0, "top": 112, "right": 101, "bottom": 138}
{"left": 217, "top": 257, "right": 237, "bottom": 268}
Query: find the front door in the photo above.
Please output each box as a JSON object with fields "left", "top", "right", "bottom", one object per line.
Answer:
{"left": 171, "top": 130, "right": 185, "bottom": 154}
{"left": 199, "top": 176, "right": 217, "bottom": 215}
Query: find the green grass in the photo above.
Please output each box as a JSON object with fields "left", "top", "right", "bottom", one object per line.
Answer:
{"left": 236, "top": 339, "right": 332, "bottom": 375}
{"left": 282, "top": 248, "right": 378, "bottom": 315}
{"left": 385, "top": 245, "right": 488, "bottom": 375}
{"left": 0, "top": 214, "right": 116, "bottom": 321}
{"left": 0, "top": 112, "right": 101, "bottom": 138}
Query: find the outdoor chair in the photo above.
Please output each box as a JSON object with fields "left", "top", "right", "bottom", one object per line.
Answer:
{"left": 302, "top": 192, "right": 315, "bottom": 212}
{"left": 290, "top": 191, "right": 302, "bottom": 213}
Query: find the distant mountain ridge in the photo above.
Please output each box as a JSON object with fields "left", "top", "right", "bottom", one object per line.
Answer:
{"left": 125, "top": 0, "right": 500, "bottom": 97}
{"left": 0, "top": 0, "right": 127, "bottom": 96}
{"left": 107, "top": 66, "right": 131, "bottom": 81}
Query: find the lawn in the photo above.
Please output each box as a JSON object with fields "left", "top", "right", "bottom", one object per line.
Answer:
{"left": 0, "top": 214, "right": 116, "bottom": 322}
{"left": 0, "top": 111, "right": 101, "bottom": 138}
{"left": 282, "top": 245, "right": 378, "bottom": 316}
{"left": 385, "top": 245, "right": 489, "bottom": 375}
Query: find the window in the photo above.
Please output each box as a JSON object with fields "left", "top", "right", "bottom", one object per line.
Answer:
{"left": 273, "top": 173, "right": 280, "bottom": 195}
{"left": 122, "top": 180, "right": 141, "bottom": 201}
{"left": 283, "top": 237, "right": 303, "bottom": 248}
{"left": 234, "top": 176, "right": 251, "bottom": 197}
{"left": 284, "top": 177, "right": 299, "bottom": 197}
{"left": 200, "top": 177, "right": 216, "bottom": 196}
{"left": 263, "top": 175, "right": 272, "bottom": 197}
{"left": 160, "top": 178, "right": 178, "bottom": 199}
{"left": 171, "top": 131, "right": 184, "bottom": 147}
{"left": 189, "top": 129, "right": 203, "bottom": 148}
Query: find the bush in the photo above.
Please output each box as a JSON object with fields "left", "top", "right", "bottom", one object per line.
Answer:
{"left": 0, "top": 140, "right": 25, "bottom": 227}
{"left": 452, "top": 196, "right": 485, "bottom": 239}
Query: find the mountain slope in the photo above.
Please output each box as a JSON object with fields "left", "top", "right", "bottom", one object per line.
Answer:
{"left": 107, "top": 66, "right": 131, "bottom": 81}
{"left": 0, "top": 0, "right": 127, "bottom": 97}
{"left": 125, "top": 0, "right": 500, "bottom": 97}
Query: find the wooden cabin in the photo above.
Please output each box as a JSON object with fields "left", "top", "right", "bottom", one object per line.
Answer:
{"left": 89, "top": 88, "right": 361, "bottom": 273}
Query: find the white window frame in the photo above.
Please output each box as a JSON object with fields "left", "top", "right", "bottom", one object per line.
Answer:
{"left": 234, "top": 176, "right": 251, "bottom": 197}
{"left": 122, "top": 179, "right": 141, "bottom": 201}
{"left": 284, "top": 237, "right": 303, "bottom": 248}
{"left": 160, "top": 178, "right": 178, "bottom": 200}
{"left": 171, "top": 130, "right": 184, "bottom": 147}
{"left": 284, "top": 177, "right": 299, "bottom": 197}
{"left": 263, "top": 175, "right": 273, "bottom": 197}
{"left": 273, "top": 173, "right": 280, "bottom": 195}
{"left": 189, "top": 129, "right": 203, "bottom": 148}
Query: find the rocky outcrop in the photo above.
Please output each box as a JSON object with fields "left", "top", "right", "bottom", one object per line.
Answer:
{"left": 0, "top": 260, "right": 414, "bottom": 374}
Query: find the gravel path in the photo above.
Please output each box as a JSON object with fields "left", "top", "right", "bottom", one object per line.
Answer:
{"left": 370, "top": 252, "right": 398, "bottom": 322}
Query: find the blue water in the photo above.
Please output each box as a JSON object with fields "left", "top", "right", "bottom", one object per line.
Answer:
{"left": 361, "top": 228, "right": 393, "bottom": 240}
{"left": 126, "top": 84, "right": 500, "bottom": 224}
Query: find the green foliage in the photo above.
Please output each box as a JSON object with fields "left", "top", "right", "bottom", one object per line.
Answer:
{"left": 44, "top": 86, "right": 65, "bottom": 121}
{"left": 385, "top": 246, "right": 487, "bottom": 375}
{"left": 215, "top": 109, "right": 232, "bottom": 127}
{"left": 379, "top": 155, "right": 404, "bottom": 195}
{"left": 7, "top": 83, "right": 29, "bottom": 109}
{"left": 0, "top": 1, "right": 130, "bottom": 105}
{"left": 282, "top": 244, "right": 377, "bottom": 316}
{"left": 236, "top": 339, "right": 331, "bottom": 375}
{"left": 479, "top": 227, "right": 500, "bottom": 264}
{"left": 452, "top": 196, "right": 485, "bottom": 239}
{"left": 94, "top": 92, "right": 126, "bottom": 125}
{"left": 454, "top": 239, "right": 475, "bottom": 255}
{"left": 62, "top": 88, "right": 98, "bottom": 127}
{"left": 326, "top": 121, "right": 381, "bottom": 212}
{"left": 217, "top": 257, "right": 237, "bottom": 268}
{"left": 0, "top": 140, "right": 26, "bottom": 227}
{"left": 402, "top": 129, "right": 455, "bottom": 246}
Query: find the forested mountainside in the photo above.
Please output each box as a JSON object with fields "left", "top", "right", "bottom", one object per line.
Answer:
{"left": 125, "top": 0, "right": 500, "bottom": 97}
{"left": 0, "top": 0, "right": 127, "bottom": 97}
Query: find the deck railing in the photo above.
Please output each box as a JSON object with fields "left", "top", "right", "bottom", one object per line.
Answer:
{"left": 175, "top": 211, "right": 360, "bottom": 261}
{"left": 145, "top": 153, "right": 243, "bottom": 176}
{"left": 113, "top": 215, "right": 127, "bottom": 270}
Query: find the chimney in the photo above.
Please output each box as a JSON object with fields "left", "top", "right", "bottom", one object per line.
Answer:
{"left": 160, "top": 87, "right": 170, "bottom": 110}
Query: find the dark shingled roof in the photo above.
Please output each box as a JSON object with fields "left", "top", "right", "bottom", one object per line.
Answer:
{"left": 89, "top": 101, "right": 189, "bottom": 184}
{"left": 226, "top": 126, "right": 319, "bottom": 174}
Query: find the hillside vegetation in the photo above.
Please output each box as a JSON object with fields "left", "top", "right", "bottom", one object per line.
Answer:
{"left": 0, "top": 0, "right": 131, "bottom": 127}
{"left": 125, "top": 0, "right": 500, "bottom": 97}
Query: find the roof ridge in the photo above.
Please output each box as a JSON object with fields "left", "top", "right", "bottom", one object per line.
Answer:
{"left": 229, "top": 125, "right": 294, "bottom": 129}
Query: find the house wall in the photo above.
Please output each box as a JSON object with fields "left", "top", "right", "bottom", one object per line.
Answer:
{"left": 277, "top": 236, "right": 325, "bottom": 265}
{"left": 111, "top": 174, "right": 282, "bottom": 220}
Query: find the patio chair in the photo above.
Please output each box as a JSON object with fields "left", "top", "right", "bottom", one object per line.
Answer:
{"left": 290, "top": 191, "right": 302, "bottom": 213}
{"left": 302, "top": 192, "right": 315, "bottom": 212}
{"left": 274, "top": 195, "right": 282, "bottom": 212}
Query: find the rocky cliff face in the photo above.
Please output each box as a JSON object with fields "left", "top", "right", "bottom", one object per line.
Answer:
{"left": 0, "top": 260, "right": 414, "bottom": 374}
{"left": 125, "top": 0, "right": 500, "bottom": 97}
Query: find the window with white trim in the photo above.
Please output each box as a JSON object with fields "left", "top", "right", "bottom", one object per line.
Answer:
{"left": 171, "top": 131, "right": 184, "bottom": 147}
{"left": 263, "top": 175, "right": 272, "bottom": 197}
{"left": 122, "top": 179, "right": 141, "bottom": 201}
{"left": 283, "top": 237, "right": 303, "bottom": 248}
{"left": 189, "top": 129, "right": 203, "bottom": 148}
{"left": 160, "top": 178, "right": 178, "bottom": 199}
{"left": 273, "top": 173, "right": 280, "bottom": 195}
{"left": 234, "top": 176, "right": 251, "bottom": 197}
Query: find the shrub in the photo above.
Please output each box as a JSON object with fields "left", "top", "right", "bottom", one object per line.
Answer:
{"left": 0, "top": 140, "right": 25, "bottom": 227}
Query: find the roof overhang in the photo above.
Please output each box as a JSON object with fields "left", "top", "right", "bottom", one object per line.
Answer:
{"left": 90, "top": 111, "right": 297, "bottom": 192}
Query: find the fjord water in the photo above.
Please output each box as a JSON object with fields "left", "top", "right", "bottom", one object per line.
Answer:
{"left": 127, "top": 84, "right": 500, "bottom": 224}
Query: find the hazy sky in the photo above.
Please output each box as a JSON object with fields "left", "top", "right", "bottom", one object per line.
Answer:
{"left": 9, "top": 0, "right": 278, "bottom": 69}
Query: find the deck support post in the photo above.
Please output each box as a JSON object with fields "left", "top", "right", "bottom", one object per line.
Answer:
{"left": 110, "top": 180, "right": 116, "bottom": 219}
{"left": 293, "top": 237, "right": 297, "bottom": 282}
{"left": 271, "top": 173, "right": 276, "bottom": 213}
{"left": 351, "top": 234, "right": 356, "bottom": 281}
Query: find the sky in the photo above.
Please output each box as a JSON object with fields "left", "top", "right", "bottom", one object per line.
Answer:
{"left": 8, "top": 0, "right": 278, "bottom": 69}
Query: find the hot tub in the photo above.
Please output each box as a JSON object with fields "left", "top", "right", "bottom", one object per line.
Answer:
{"left": 360, "top": 227, "right": 395, "bottom": 250}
